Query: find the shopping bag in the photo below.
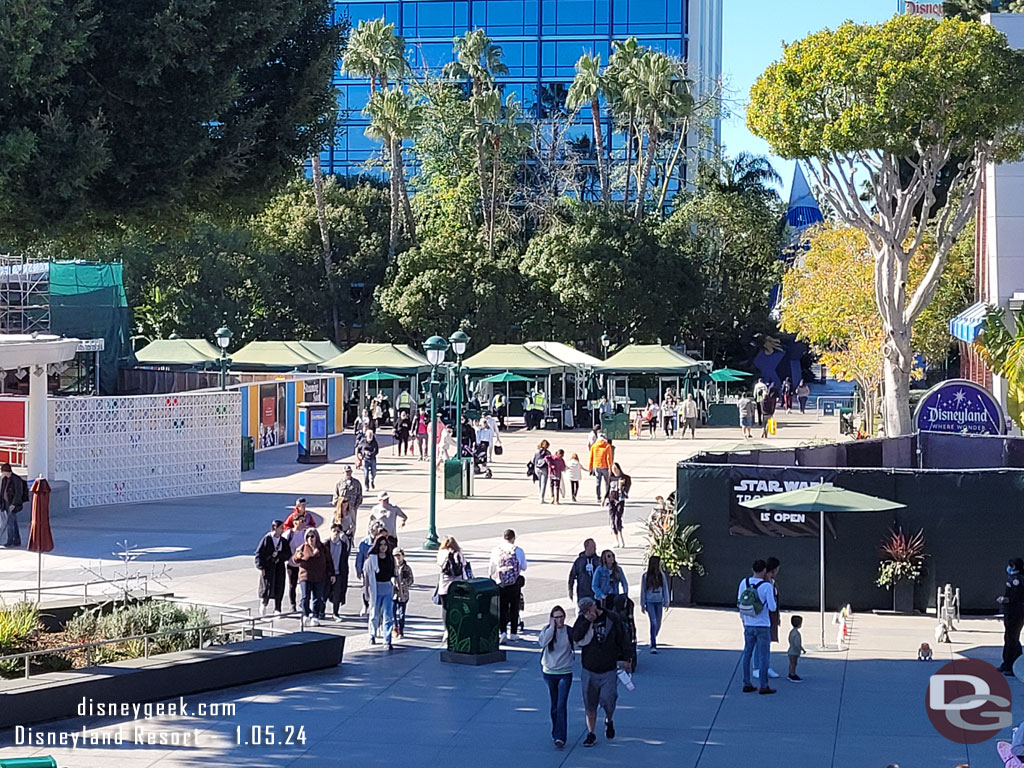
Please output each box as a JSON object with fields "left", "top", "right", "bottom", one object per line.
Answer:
{"left": 767, "top": 418, "right": 777, "bottom": 435}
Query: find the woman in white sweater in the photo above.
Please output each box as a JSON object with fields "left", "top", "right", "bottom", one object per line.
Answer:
{"left": 537, "top": 605, "right": 574, "bottom": 749}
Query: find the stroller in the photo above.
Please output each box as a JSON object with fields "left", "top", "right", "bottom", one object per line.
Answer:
{"left": 460, "top": 442, "right": 492, "bottom": 479}
{"left": 607, "top": 594, "right": 639, "bottom": 671}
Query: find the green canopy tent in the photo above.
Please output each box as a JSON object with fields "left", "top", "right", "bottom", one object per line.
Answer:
{"left": 322, "top": 343, "right": 431, "bottom": 414}
{"left": 229, "top": 341, "right": 338, "bottom": 371}
{"left": 463, "top": 345, "right": 567, "bottom": 420}
{"left": 741, "top": 483, "right": 904, "bottom": 648}
{"left": 134, "top": 338, "right": 222, "bottom": 368}
{"left": 595, "top": 345, "right": 703, "bottom": 409}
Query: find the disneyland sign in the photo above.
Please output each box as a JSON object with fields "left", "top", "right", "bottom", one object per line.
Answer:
{"left": 903, "top": 1, "right": 944, "bottom": 19}
{"left": 914, "top": 379, "right": 1005, "bottom": 436}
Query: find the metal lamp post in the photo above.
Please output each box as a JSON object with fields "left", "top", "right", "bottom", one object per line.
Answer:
{"left": 601, "top": 332, "right": 610, "bottom": 360}
{"left": 449, "top": 330, "right": 469, "bottom": 453}
{"left": 215, "top": 326, "right": 232, "bottom": 391}
{"left": 423, "top": 335, "right": 449, "bottom": 550}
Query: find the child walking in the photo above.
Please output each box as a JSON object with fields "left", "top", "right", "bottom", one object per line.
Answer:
{"left": 566, "top": 453, "right": 582, "bottom": 502}
{"left": 788, "top": 615, "right": 805, "bottom": 682}
{"left": 546, "top": 449, "right": 567, "bottom": 504}
{"left": 392, "top": 548, "right": 415, "bottom": 639}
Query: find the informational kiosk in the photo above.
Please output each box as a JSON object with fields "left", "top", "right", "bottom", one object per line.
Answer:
{"left": 297, "top": 401, "right": 329, "bottom": 464}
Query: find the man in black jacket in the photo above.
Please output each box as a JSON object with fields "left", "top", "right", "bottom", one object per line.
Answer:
{"left": 999, "top": 557, "right": 1024, "bottom": 675}
{"left": 359, "top": 429, "right": 380, "bottom": 490}
{"left": 572, "top": 596, "right": 632, "bottom": 747}
{"left": 568, "top": 538, "right": 600, "bottom": 602}
{"left": 1, "top": 463, "right": 28, "bottom": 548}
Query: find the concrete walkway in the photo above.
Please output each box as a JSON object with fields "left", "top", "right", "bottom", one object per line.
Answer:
{"left": 0, "top": 410, "right": 1018, "bottom": 766}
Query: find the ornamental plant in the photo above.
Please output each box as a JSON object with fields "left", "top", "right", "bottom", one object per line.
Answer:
{"left": 643, "top": 517, "right": 705, "bottom": 578}
{"left": 876, "top": 527, "right": 928, "bottom": 589}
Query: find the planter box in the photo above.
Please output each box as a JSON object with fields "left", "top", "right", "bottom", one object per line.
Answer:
{"left": 0, "top": 631, "right": 344, "bottom": 728}
{"left": 670, "top": 571, "right": 693, "bottom": 606}
{"left": 893, "top": 580, "right": 915, "bottom": 614}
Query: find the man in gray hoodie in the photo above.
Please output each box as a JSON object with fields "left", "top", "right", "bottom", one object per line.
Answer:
{"left": 568, "top": 538, "right": 601, "bottom": 602}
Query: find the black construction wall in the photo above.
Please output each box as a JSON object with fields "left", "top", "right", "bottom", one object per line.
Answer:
{"left": 677, "top": 463, "right": 1024, "bottom": 613}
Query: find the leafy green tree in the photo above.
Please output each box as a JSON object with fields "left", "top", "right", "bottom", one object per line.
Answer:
{"left": 0, "top": 0, "right": 341, "bottom": 241}
{"left": 660, "top": 169, "right": 784, "bottom": 362}
{"left": 521, "top": 208, "right": 697, "bottom": 350}
{"left": 944, "top": 1, "right": 1024, "bottom": 19}
{"left": 748, "top": 15, "right": 1024, "bottom": 435}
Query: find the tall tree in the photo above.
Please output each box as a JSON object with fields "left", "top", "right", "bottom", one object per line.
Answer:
{"left": 605, "top": 37, "right": 644, "bottom": 212}
{"left": 748, "top": 15, "right": 1024, "bottom": 435}
{"left": 340, "top": 19, "right": 408, "bottom": 93}
{"left": 567, "top": 54, "right": 610, "bottom": 209}
{"left": 365, "top": 87, "right": 422, "bottom": 260}
{"left": 445, "top": 29, "right": 510, "bottom": 257}
{"left": 0, "top": 0, "right": 341, "bottom": 241}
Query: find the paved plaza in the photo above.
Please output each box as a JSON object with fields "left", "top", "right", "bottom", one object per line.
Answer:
{"left": 0, "top": 411, "right": 1020, "bottom": 767}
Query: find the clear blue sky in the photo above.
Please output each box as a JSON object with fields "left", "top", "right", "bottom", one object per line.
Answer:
{"left": 720, "top": 0, "right": 899, "bottom": 200}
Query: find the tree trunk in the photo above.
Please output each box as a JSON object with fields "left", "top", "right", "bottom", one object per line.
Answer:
{"left": 396, "top": 143, "right": 416, "bottom": 245}
{"left": 488, "top": 139, "right": 499, "bottom": 259}
{"left": 388, "top": 137, "right": 401, "bottom": 261}
{"left": 477, "top": 141, "right": 489, "bottom": 233}
{"left": 591, "top": 98, "right": 609, "bottom": 210}
{"left": 634, "top": 125, "right": 657, "bottom": 221}
{"left": 310, "top": 153, "right": 339, "bottom": 342}
{"left": 623, "top": 112, "right": 635, "bottom": 212}
{"left": 881, "top": 324, "right": 913, "bottom": 436}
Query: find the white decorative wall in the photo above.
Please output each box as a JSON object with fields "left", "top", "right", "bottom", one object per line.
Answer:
{"left": 53, "top": 392, "right": 240, "bottom": 508}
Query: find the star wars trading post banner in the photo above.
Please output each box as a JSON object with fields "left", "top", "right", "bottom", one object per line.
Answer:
{"left": 728, "top": 468, "right": 838, "bottom": 538}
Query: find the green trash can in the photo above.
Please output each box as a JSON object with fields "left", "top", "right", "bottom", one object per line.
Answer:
{"left": 444, "top": 459, "right": 464, "bottom": 499}
{"left": 241, "top": 436, "right": 255, "bottom": 472}
{"left": 601, "top": 412, "right": 630, "bottom": 441}
{"left": 445, "top": 578, "right": 500, "bottom": 655}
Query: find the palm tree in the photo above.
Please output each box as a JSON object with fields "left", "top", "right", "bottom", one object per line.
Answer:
{"left": 606, "top": 37, "right": 644, "bottom": 212}
{"left": 567, "top": 54, "right": 610, "bottom": 209}
{"left": 628, "top": 52, "right": 692, "bottom": 220}
{"left": 700, "top": 152, "right": 782, "bottom": 200}
{"left": 976, "top": 306, "right": 1024, "bottom": 430}
{"left": 341, "top": 19, "right": 408, "bottom": 93}
{"left": 445, "top": 30, "right": 509, "bottom": 242}
{"left": 366, "top": 87, "right": 422, "bottom": 260}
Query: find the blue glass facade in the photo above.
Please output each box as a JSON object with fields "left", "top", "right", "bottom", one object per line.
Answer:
{"left": 323, "top": 0, "right": 692, "bottom": 177}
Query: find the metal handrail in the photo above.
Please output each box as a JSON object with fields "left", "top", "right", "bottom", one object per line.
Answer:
{"left": 0, "top": 575, "right": 152, "bottom": 604}
{"left": 0, "top": 614, "right": 291, "bottom": 680}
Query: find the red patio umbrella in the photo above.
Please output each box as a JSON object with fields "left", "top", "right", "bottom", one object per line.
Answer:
{"left": 27, "top": 477, "right": 54, "bottom": 603}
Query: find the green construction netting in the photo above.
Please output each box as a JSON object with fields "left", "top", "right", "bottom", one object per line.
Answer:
{"left": 49, "top": 262, "right": 133, "bottom": 394}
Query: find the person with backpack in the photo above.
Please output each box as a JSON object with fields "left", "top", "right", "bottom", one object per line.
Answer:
{"left": 1, "top": 462, "right": 28, "bottom": 548}
{"left": 538, "top": 605, "right": 574, "bottom": 749}
{"left": 436, "top": 536, "right": 471, "bottom": 644}
{"left": 489, "top": 529, "right": 528, "bottom": 643}
{"left": 606, "top": 463, "right": 631, "bottom": 548}
{"left": 737, "top": 559, "right": 778, "bottom": 695}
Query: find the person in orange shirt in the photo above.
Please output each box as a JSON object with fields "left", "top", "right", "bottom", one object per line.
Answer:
{"left": 588, "top": 433, "right": 614, "bottom": 504}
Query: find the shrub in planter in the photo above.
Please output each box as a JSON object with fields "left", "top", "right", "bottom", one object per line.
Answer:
{"left": 876, "top": 527, "right": 927, "bottom": 613}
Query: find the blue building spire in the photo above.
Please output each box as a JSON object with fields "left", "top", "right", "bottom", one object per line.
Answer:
{"left": 786, "top": 163, "right": 823, "bottom": 231}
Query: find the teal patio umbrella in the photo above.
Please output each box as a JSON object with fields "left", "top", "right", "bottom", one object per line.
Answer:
{"left": 717, "top": 367, "right": 752, "bottom": 378}
{"left": 348, "top": 369, "right": 405, "bottom": 402}
{"left": 708, "top": 369, "right": 745, "bottom": 398}
{"left": 741, "top": 483, "right": 904, "bottom": 648}
{"left": 480, "top": 371, "right": 534, "bottom": 411}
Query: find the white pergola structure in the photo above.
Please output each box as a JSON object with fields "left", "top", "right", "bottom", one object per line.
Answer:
{"left": 0, "top": 334, "right": 80, "bottom": 479}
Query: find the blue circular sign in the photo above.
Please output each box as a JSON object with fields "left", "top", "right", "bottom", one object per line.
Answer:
{"left": 914, "top": 378, "right": 1005, "bottom": 435}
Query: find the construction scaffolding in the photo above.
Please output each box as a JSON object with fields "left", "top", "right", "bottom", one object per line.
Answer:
{"left": 0, "top": 254, "right": 50, "bottom": 334}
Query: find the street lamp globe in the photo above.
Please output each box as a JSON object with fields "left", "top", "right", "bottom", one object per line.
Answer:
{"left": 423, "top": 335, "right": 449, "bottom": 366}
{"left": 601, "top": 333, "right": 610, "bottom": 349}
{"left": 215, "top": 326, "right": 232, "bottom": 350}
{"left": 448, "top": 330, "right": 469, "bottom": 357}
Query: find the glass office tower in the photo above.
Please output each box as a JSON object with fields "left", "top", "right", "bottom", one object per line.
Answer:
{"left": 322, "top": 0, "right": 722, "bottom": 181}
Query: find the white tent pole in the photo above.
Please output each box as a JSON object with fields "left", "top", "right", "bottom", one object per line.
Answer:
{"left": 820, "top": 508, "right": 826, "bottom": 648}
